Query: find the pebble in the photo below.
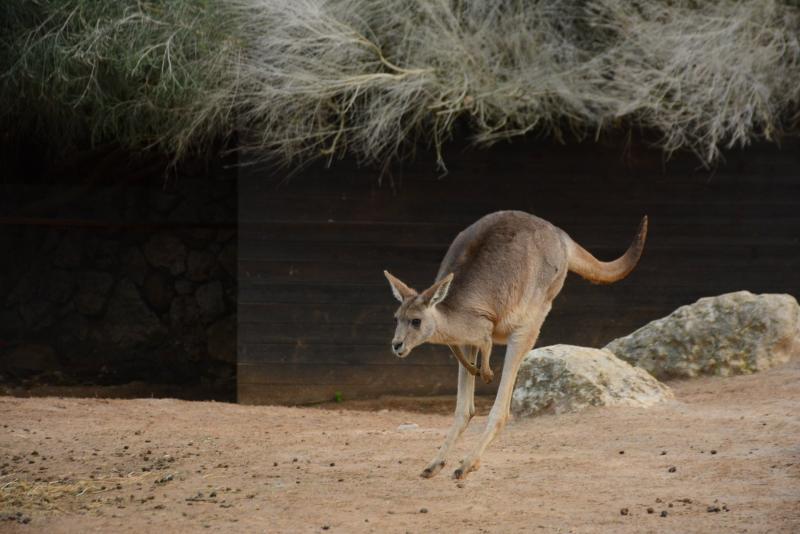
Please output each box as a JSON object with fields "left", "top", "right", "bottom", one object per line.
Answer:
{"left": 419, "top": 508, "right": 428, "bottom": 514}
{"left": 668, "top": 466, "right": 676, "bottom": 473}
{"left": 620, "top": 508, "right": 629, "bottom": 516}
{"left": 660, "top": 511, "right": 668, "bottom": 517}
{"left": 646, "top": 507, "right": 654, "bottom": 514}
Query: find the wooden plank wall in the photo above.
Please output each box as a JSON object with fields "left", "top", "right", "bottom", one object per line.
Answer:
{"left": 238, "top": 138, "right": 800, "bottom": 404}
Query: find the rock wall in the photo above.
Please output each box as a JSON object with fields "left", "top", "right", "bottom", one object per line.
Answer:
{"left": 0, "top": 171, "right": 236, "bottom": 393}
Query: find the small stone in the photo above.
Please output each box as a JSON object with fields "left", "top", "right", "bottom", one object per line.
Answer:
{"left": 668, "top": 466, "right": 676, "bottom": 473}
{"left": 419, "top": 508, "right": 428, "bottom": 514}
{"left": 710, "top": 450, "right": 717, "bottom": 455}
{"left": 620, "top": 508, "right": 629, "bottom": 516}
{"left": 707, "top": 506, "right": 721, "bottom": 513}
{"left": 660, "top": 511, "right": 668, "bottom": 517}
{"left": 646, "top": 507, "right": 654, "bottom": 514}
{"left": 619, "top": 450, "right": 624, "bottom": 455}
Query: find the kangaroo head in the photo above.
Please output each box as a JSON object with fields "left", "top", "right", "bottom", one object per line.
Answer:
{"left": 383, "top": 271, "right": 454, "bottom": 358}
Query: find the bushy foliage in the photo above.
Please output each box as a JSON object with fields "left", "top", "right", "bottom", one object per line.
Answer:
{"left": 0, "top": 0, "right": 240, "bottom": 158}
{"left": 2, "top": 0, "right": 799, "bottom": 167}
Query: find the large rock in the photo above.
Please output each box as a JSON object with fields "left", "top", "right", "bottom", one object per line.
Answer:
{"left": 605, "top": 291, "right": 800, "bottom": 379}
{"left": 511, "top": 345, "right": 673, "bottom": 418}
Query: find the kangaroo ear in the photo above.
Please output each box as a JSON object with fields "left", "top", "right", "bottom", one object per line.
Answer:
{"left": 383, "top": 270, "right": 417, "bottom": 303}
{"left": 421, "top": 273, "right": 454, "bottom": 307}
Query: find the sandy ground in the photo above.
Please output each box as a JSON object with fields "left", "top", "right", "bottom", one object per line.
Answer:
{"left": 1, "top": 361, "right": 798, "bottom": 534}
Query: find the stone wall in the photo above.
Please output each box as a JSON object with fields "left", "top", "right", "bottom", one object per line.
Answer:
{"left": 0, "top": 166, "right": 236, "bottom": 395}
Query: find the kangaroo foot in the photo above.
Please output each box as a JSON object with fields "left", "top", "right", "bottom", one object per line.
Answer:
{"left": 480, "top": 368, "right": 494, "bottom": 383}
{"left": 420, "top": 460, "right": 445, "bottom": 479}
{"left": 453, "top": 458, "right": 480, "bottom": 480}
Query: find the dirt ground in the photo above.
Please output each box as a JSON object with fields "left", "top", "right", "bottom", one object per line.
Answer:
{"left": 1, "top": 361, "right": 798, "bottom": 533}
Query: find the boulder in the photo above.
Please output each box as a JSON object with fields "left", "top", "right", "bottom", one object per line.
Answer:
{"left": 605, "top": 291, "right": 800, "bottom": 379}
{"left": 511, "top": 345, "right": 673, "bottom": 418}
{"left": 143, "top": 234, "right": 186, "bottom": 276}
{"left": 207, "top": 315, "right": 236, "bottom": 364}
{"left": 195, "top": 281, "right": 225, "bottom": 321}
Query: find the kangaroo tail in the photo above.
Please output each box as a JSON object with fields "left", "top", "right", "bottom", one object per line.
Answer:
{"left": 566, "top": 216, "right": 648, "bottom": 285}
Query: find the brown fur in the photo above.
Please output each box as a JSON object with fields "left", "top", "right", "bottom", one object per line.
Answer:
{"left": 384, "top": 210, "right": 647, "bottom": 480}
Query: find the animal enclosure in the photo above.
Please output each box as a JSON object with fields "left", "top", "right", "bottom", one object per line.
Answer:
{"left": 238, "top": 137, "right": 800, "bottom": 405}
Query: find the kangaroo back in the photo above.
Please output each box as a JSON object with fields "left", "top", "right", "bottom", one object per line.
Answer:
{"left": 566, "top": 216, "right": 648, "bottom": 284}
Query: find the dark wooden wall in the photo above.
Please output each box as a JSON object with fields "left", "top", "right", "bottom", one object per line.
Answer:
{"left": 238, "top": 138, "right": 800, "bottom": 404}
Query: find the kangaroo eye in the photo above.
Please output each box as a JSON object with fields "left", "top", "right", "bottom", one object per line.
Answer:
{"left": 411, "top": 318, "right": 421, "bottom": 328}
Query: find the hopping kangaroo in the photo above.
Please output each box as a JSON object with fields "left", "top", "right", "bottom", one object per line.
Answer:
{"left": 384, "top": 210, "right": 647, "bottom": 480}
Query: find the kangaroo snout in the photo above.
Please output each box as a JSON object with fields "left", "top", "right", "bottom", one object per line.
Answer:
{"left": 392, "top": 341, "right": 408, "bottom": 357}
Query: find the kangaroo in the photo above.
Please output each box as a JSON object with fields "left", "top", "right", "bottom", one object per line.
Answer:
{"left": 384, "top": 210, "right": 647, "bottom": 480}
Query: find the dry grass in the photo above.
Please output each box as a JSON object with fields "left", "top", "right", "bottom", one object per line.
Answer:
{"left": 0, "top": 472, "right": 158, "bottom": 514}
{"left": 2, "top": 0, "right": 799, "bottom": 168}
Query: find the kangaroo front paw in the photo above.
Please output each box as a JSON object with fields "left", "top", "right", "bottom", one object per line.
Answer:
{"left": 480, "top": 368, "right": 494, "bottom": 383}
{"left": 420, "top": 460, "right": 445, "bottom": 479}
